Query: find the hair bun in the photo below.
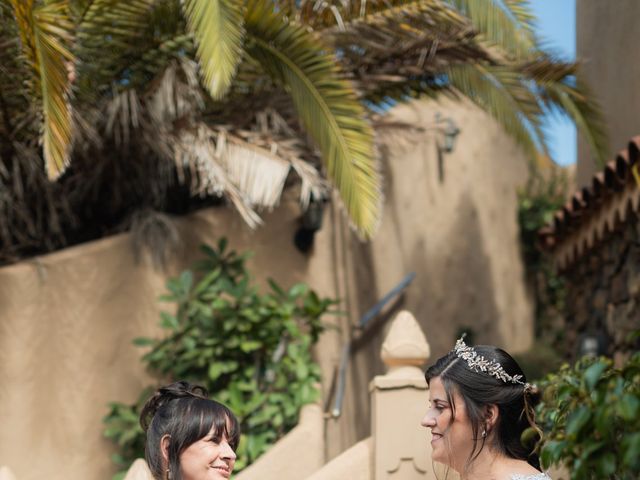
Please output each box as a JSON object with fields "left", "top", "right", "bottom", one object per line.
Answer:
{"left": 139, "top": 381, "right": 209, "bottom": 431}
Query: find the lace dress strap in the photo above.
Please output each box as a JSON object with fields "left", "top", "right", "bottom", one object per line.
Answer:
{"left": 510, "top": 474, "right": 552, "bottom": 480}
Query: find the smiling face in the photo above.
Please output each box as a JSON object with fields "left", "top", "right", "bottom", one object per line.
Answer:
{"left": 421, "top": 376, "right": 475, "bottom": 472}
{"left": 179, "top": 424, "right": 237, "bottom": 480}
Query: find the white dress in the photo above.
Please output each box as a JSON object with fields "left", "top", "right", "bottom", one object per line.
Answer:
{"left": 511, "top": 474, "right": 552, "bottom": 480}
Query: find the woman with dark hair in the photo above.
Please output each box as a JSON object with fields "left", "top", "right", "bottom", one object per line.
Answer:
{"left": 421, "top": 335, "right": 551, "bottom": 480}
{"left": 140, "top": 381, "right": 240, "bottom": 480}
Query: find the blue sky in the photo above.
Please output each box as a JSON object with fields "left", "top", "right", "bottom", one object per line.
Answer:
{"left": 529, "top": 0, "right": 576, "bottom": 166}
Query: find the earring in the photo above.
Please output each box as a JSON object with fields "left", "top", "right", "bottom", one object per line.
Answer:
{"left": 166, "top": 468, "right": 172, "bottom": 480}
{"left": 481, "top": 429, "right": 487, "bottom": 438}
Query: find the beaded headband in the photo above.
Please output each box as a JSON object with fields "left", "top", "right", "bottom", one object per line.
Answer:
{"left": 453, "top": 335, "right": 532, "bottom": 390}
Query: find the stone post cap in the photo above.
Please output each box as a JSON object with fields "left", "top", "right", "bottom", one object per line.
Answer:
{"left": 123, "top": 459, "right": 155, "bottom": 480}
{"left": 380, "top": 310, "right": 430, "bottom": 368}
{"left": 0, "top": 466, "right": 17, "bottom": 480}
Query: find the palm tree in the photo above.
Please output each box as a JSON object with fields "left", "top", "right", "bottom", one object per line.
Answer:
{"left": 0, "top": 0, "right": 607, "bottom": 263}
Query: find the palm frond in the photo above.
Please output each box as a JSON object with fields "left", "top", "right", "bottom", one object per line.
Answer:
{"left": 175, "top": 125, "right": 264, "bottom": 228}
{"left": 325, "top": 1, "right": 490, "bottom": 96}
{"left": 147, "top": 59, "right": 204, "bottom": 125}
{"left": 12, "top": 0, "right": 75, "bottom": 179}
{"left": 76, "top": 0, "right": 155, "bottom": 44}
{"left": 181, "top": 0, "right": 245, "bottom": 100}
{"left": 245, "top": 0, "right": 380, "bottom": 235}
{"left": 221, "top": 134, "right": 292, "bottom": 208}
{"left": 296, "top": 0, "right": 459, "bottom": 29}
{"left": 521, "top": 55, "right": 609, "bottom": 167}
{"left": 9, "top": 0, "right": 38, "bottom": 73}
{"left": 447, "top": 62, "right": 546, "bottom": 161}
{"left": 74, "top": 0, "right": 155, "bottom": 92}
{"left": 445, "top": 0, "right": 535, "bottom": 58}
{"left": 503, "top": 0, "right": 536, "bottom": 33}
{"left": 126, "top": 34, "right": 196, "bottom": 85}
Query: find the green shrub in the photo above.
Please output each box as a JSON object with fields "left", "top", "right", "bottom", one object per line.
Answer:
{"left": 103, "top": 239, "right": 337, "bottom": 479}
{"left": 536, "top": 353, "right": 640, "bottom": 479}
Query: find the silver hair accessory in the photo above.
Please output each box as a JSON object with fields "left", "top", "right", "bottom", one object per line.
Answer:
{"left": 453, "top": 335, "right": 532, "bottom": 389}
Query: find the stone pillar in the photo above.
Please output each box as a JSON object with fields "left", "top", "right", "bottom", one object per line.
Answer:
{"left": 370, "top": 311, "right": 434, "bottom": 480}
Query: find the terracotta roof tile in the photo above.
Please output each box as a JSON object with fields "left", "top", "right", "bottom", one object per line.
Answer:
{"left": 541, "top": 136, "right": 640, "bottom": 270}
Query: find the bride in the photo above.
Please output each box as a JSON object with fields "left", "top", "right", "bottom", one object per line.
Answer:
{"left": 421, "top": 335, "right": 552, "bottom": 480}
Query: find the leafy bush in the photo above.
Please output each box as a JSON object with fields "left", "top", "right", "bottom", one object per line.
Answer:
{"left": 536, "top": 353, "right": 640, "bottom": 479}
{"left": 104, "top": 239, "right": 336, "bottom": 479}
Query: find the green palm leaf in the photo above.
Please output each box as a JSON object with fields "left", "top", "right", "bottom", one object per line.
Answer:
{"left": 11, "top": 0, "right": 75, "bottom": 179}
{"left": 34, "top": 2, "right": 75, "bottom": 179}
{"left": 446, "top": 0, "right": 535, "bottom": 58}
{"left": 76, "top": 0, "right": 155, "bottom": 46}
{"left": 74, "top": 0, "right": 155, "bottom": 95}
{"left": 521, "top": 55, "right": 609, "bottom": 167}
{"left": 447, "top": 62, "right": 546, "bottom": 161}
{"left": 181, "top": 0, "right": 245, "bottom": 100}
{"left": 503, "top": 0, "right": 536, "bottom": 32}
{"left": 244, "top": 0, "right": 380, "bottom": 235}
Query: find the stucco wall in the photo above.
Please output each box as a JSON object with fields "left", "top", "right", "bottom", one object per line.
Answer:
{"left": 576, "top": 0, "right": 640, "bottom": 186}
{"left": 0, "top": 98, "right": 533, "bottom": 478}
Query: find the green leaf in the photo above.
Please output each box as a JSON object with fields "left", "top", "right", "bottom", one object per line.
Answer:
{"left": 584, "top": 360, "right": 608, "bottom": 391}
{"left": 267, "top": 278, "right": 285, "bottom": 297}
{"left": 618, "top": 394, "right": 640, "bottom": 421}
{"left": 288, "top": 283, "right": 308, "bottom": 298}
{"left": 132, "top": 337, "right": 154, "bottom": 346}
{"left": 240, "top": 340, "right": 262, "bottom": 353}
{"left": 193, "top": 267, "right": 222, "bottom": 295}
{"left": 159, "top": 311, "right": 179, "bottom": 329}
{"left": 566, "top": 405, "right": 591, "bottom": 438}
{"left": 179, "top": 270, "right": 194, "bottom": 292}
{"left": 208, "top": 363, "right": 224, "bottom": 381}
{"left": 622, "top": 432, "right": 640, "bottom": 468}
{"left": 540, "top": 440, "right": 567, "bottom": 468}
{"left": 520, "top": 426, "right": 538, "bottom": 446}
{"left": 218, "top": 237, "right": 228, "bottom": 253}
{"left": 596, "top": 452, "right": 616, "bottom": 477}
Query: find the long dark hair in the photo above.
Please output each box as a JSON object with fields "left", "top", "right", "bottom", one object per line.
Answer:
{"left": 425, "top": 344, "right": 541, "bottom": 472}
{"left": 139, "top": 381, "right": 240, "bottom": 480}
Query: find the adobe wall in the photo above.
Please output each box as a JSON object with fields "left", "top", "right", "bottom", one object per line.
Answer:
{"left": 0, "top": 97, "right": 533, "bottom": 478}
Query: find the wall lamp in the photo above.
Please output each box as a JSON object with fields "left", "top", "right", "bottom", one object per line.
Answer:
{"left": 434, "top": 112, "right": 461, "bottom": 154}
{"left": 430, "top": 113, "right": 461, "bottom": 182}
